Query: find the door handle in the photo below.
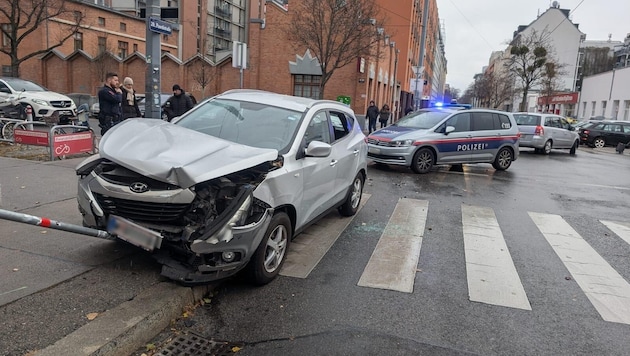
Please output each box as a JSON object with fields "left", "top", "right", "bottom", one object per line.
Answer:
{"left": 330, "top": 160, "right": 338, "bottom": 166}
{"left": 353, "top": 149, "right": 359, "bottom": 156}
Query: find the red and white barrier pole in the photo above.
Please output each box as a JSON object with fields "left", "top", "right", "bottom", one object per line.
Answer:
{"left": 25, "top": 104, "right": 33, "bottom": 130}
{"left": 0, "top": 208, "right": 112, "bottom": 240}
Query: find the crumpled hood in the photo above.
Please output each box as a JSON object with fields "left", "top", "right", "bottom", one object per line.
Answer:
{"left": 99, "top": 119, "right": 279, "bottom": 188}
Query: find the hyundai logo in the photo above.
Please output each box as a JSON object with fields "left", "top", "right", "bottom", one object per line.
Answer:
{"left": 129, "top": 182, "right": 149, "bottom": 193}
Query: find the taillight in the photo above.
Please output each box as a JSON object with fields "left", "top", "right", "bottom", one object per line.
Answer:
{"left": 582, "top": 130, "right": 590, "bottom": 135}
{"left": 534, "top": 125, "right": 544, "bottom": 135}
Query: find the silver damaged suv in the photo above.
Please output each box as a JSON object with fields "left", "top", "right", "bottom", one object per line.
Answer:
{"left": 76, "top": 90, "right": 368, "bottom": 285}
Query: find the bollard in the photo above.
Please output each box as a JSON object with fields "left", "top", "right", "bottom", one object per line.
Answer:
{"left": 25, "top": 104, "right": 34, "bottom": 130}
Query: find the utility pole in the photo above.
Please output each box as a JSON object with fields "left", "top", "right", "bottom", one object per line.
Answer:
{"left": 415, "top": 0, "right": 430, "bottom": 110}
{"left": 145, "top": 0, "right": 166, "bottom": 119}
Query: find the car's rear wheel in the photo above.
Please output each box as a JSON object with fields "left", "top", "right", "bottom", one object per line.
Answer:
{"left": 339, "top": 173, "right": 364, "bottom": 216}
{"left": 569, "top": 140, "right": 578, "bottom": 155}
{"left": 247, "top": 212, "right": 291, "bottom": 285}
{"left": 593, "top": 137, "right": 605, "bottom": 148}
{"left": 411, "top": 148, "right": 434, "bottom": 174}
{"left": 542, "top": 140, "right": 552, "bottom": 155}
{"left": 492, "top": 147, "right": 513, "bottom": 170}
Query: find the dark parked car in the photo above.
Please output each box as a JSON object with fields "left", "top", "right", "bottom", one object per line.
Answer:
{"left": 579, "top": 121, "right": 630, "bottom": 148}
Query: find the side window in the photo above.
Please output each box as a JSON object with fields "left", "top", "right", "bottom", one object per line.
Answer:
{"left": 304, "top": 111, "right": 331, "bottom": 146}
{"left": 471, "top": 112, "right": 494, "bottom": 131}
{"left": 0, "top": 82, "right": 9, "bottom": 93}
{"left": 443, "top": 112, "right": 471, "bottom": 132}
{"left": 329, "top": 111, "right": 351, "bottom": 141}
{"left": 544, "top": 117, "right": 557, "bottom": 128}
{"left": 623, "top": 125, "right": 630, "bottom": 134}
{"left": 496, "top": 114, "right": 512, "bottom": 129}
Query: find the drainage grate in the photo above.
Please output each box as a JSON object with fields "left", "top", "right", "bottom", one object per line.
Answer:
{"left": 157, "top": 332, "right": 241, "bottom": 356}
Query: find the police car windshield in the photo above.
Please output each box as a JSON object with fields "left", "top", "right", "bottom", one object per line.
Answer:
{"left": 395, "top": 110, "right": 450, "bottom": 129}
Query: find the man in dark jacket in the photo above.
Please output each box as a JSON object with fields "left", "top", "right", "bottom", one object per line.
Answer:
{"left": 164, "top": 84, "right": 194, "bottom": 121}
{"left": 97, "top": 72, "right": 122, "bottom": 135}
{"left": 366, "top": 100, "right": 379, "bottom": 133}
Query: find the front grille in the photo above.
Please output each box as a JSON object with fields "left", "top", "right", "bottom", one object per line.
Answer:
{"left": 367, "top": 138, "right": 390, "bottom": 146}
{"left": 95, "top": 193, "right": 189, "bottom": 223}
{"left": 96, "top": 162, "right": 179, "bottom": 191}
{"left": 50, "top": 100, "right": 73, "bottom": 108}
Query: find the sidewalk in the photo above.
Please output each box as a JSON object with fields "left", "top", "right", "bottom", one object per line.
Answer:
{"left": 0, "top": 155, "right": 215, "bottom": 356}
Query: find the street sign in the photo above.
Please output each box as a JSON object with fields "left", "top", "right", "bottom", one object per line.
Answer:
{"left": 232, "top": 41, "right": 247, "bottom": 69}
{"left": 148, "top": 17, "right": 172, "bottom": 35}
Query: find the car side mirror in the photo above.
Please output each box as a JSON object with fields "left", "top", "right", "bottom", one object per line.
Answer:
{"left": 445, "top": 126, "right": 455, "bottom": 135}
{"left": 305, "top": 141, "right": 331, "bottom": 157}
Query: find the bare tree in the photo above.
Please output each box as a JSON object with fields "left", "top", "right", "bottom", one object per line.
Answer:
{"left": 539, "top": 60, "right": 568, "bottom": 110}
{"left": 0, "top": 0, "right": 85, "bottom": 77}
{"left": 506, "top": 29, "right": 552, "bottom": 111}
{"left": 190, "top": 57, "right": 216, "bottom": 99}
{"left": 286, "top": 0, "right": 385, "bottom": 98}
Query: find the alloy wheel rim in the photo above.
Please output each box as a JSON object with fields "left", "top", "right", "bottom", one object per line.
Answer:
{"left": 264, "top": 225, "right": 288, "bottom": 273}
{"left": 350, "top": 178, "right": 362, "bottom": 209}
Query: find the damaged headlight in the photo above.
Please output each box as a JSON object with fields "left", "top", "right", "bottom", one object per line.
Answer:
{"left": 205, "top": 193, "right": 252, "bottom": 244}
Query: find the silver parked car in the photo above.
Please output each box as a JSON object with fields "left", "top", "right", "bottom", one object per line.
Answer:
{"left": 514, "top": 112, "right": 580, "bottom": 154}
{"left": 76, "top": 90, "right": 368, "bottom": 285}
{"left": 367, "top": 108, "right": 520, "bottom": 173}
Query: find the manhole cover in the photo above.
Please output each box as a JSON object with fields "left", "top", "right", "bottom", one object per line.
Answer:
{"left": 157, "top": 332, "right": 242, "bottom": 356}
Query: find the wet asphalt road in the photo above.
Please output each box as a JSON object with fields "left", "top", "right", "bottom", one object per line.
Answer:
{"left": 138, "top": 146, "right": 630, "bottom": 355}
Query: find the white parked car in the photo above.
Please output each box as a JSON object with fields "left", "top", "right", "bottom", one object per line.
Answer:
{"left": 0, "top": 77, "right": 77, "bottom": 121}
{"left": 76, "top": 90, "right": 368, "bottom": 285}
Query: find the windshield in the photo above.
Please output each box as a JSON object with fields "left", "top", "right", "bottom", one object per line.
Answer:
{"left": 175, "top": 98, "right": 303, "bottom": 153}
{"left": 4, "top": 78, "right": 46, "bottom": 92}
{"left": 394, "top": 110, "right": 450, "bottom": 129}
{"left": 514, "top": 114, "right": 540, "bottom": 126}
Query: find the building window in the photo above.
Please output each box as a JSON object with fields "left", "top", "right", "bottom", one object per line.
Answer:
{"left": 601, "top": 101, "right": 607, "bottom": 116}
{"left": 133, "top": 43, "right": 138, "bottom": 52}
{"left": 98, "top": 36, "right": 107, "bottom": 54}
{"left": 74, "top": 32, "right": 83, "bottom": 51}
{"left": 118, "top": 41, "right": 128, "bottom": 59}
{"left": 98, "top": 17, "right": 105, "bottom": 26}
{"left": 591, "top": 101, "right": 596, "bottom": 117}
{"left": 2, "top": 65, "right": 11, "bottom": 76}
{"left": 624, "top": 100, "right": 630, "bottom": 121}
{"left": 293, "top": 75, "right": 322, "bottom": 99}
{"left": 1, "top": 23, "right": 10, "bottom": 47}
{"left": 120, "top": 22, "right": 126, "bottom": 31}
{"left": 581, "top": 102, "right": 587, "bottom": 119}
{"left": 612, "top": 100, "right": 620, "bottom": 119}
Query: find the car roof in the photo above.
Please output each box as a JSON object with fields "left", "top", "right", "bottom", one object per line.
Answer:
{"left": 217, "top": 89, "right": 350, "bottom": 113}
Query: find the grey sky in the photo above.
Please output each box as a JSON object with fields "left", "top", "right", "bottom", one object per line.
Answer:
{"left": 438, "top": 0, "right": 630, "bottom": 92}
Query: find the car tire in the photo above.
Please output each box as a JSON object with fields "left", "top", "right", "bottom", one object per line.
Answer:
{"left": 411, "top": 148, "right": 434, "bottom": 174}
{"left": 247, "top": 212, "right": 291, "bottom": 286}
{"left": 593, "top": 137, "right": 605, "bottom": 148}
{"left": 569, "top": 140, "right": 578, "bottom": 155}
{"left": 492, "top": 147, "right": 513, "bottom": 170}
{"left": 339, "top": 172, "right": 364, "bottom": 217}
{"left": 542, "top": 140, "right": 552, "bottom": 155}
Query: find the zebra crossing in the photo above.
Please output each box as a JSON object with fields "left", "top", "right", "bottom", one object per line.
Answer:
{"left": 280, "top": 196, "right": 630, "bottom": 325}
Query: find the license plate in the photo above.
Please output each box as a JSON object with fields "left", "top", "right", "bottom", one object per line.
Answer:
{"left": 58, "top": 110, "right": 73, "bottom": 115}
{"left": 107, "top": 215, "right": 162, "bottom": 251}
{"left": 368, "top": 146, "right": 380, "bottom": 154}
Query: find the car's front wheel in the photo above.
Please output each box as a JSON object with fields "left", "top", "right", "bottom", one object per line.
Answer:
{"left": 339, "top": 173, "right": 364, "bottom": 216}
{"left": 570, "top": 140, "right": 578, "bottom": 155}
{"left": 593, "top": 137, "right": 605, "bottom": 148}
{"left": 492, "top": 147, "right": 513, "bottom": 170}
{"left": 411, "top": 148, "right": 434, "bottom": 174}
{"left": 247, "top": 212, "right": 291, "bottom": 285}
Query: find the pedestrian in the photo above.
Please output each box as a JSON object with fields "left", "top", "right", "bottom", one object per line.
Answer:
{"left": 97, "top": 72, "right": 122, "bottom": 135}
{"left": 163, "top": 84, "right": 194, "bottom": 121}
{"left": 379, "top": 104, "right": 391, "bottom": 128}
{"left": 120, "top": 77, "right": 142, "bottom": 120}
{"left": 405, "top": 105, "right": 414, "bottom": 116}
{"left": 366, "top": 100, "right": 379, "bottom": 133}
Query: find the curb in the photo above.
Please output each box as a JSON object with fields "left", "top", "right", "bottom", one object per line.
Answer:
{"left": 34, "top": 282, "right": 214, "bottom": 356}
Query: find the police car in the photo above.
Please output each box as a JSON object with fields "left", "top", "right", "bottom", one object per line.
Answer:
{"left": 367, "top": 107, "right": 520, "bottom": 173}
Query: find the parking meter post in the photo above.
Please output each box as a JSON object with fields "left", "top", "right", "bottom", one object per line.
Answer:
{"left": 25, "top": 105, "right": 34, "bottom": 130}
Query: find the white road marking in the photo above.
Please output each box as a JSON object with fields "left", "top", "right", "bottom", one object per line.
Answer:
{"left": 357, "top": 198, "right": 428, "bottom": 293}
{"left": 280, "top": 194, "right": 370, "bottom": 278}
{"left": 600, "top": 220, "right": 630, "bottom": 246}
{"left": 530, "top": 212, "right": 630, "bottom": 325}
{"left": 0, "top": 286, "right": 27, "bottom": 297}
{"left": 462, "top": 205, "right": 531, "bottom": 310}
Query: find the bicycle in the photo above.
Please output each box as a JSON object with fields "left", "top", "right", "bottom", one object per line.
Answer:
{"left": 0, "top": 117, "right": 27, "bottom": 141}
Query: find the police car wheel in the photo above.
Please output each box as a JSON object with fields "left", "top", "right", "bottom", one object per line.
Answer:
{"left": 411, "top": 148, "right": 434, "bottom": 174}
{"left": 492, "top": 147, "right": 513, "bottom": 171}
